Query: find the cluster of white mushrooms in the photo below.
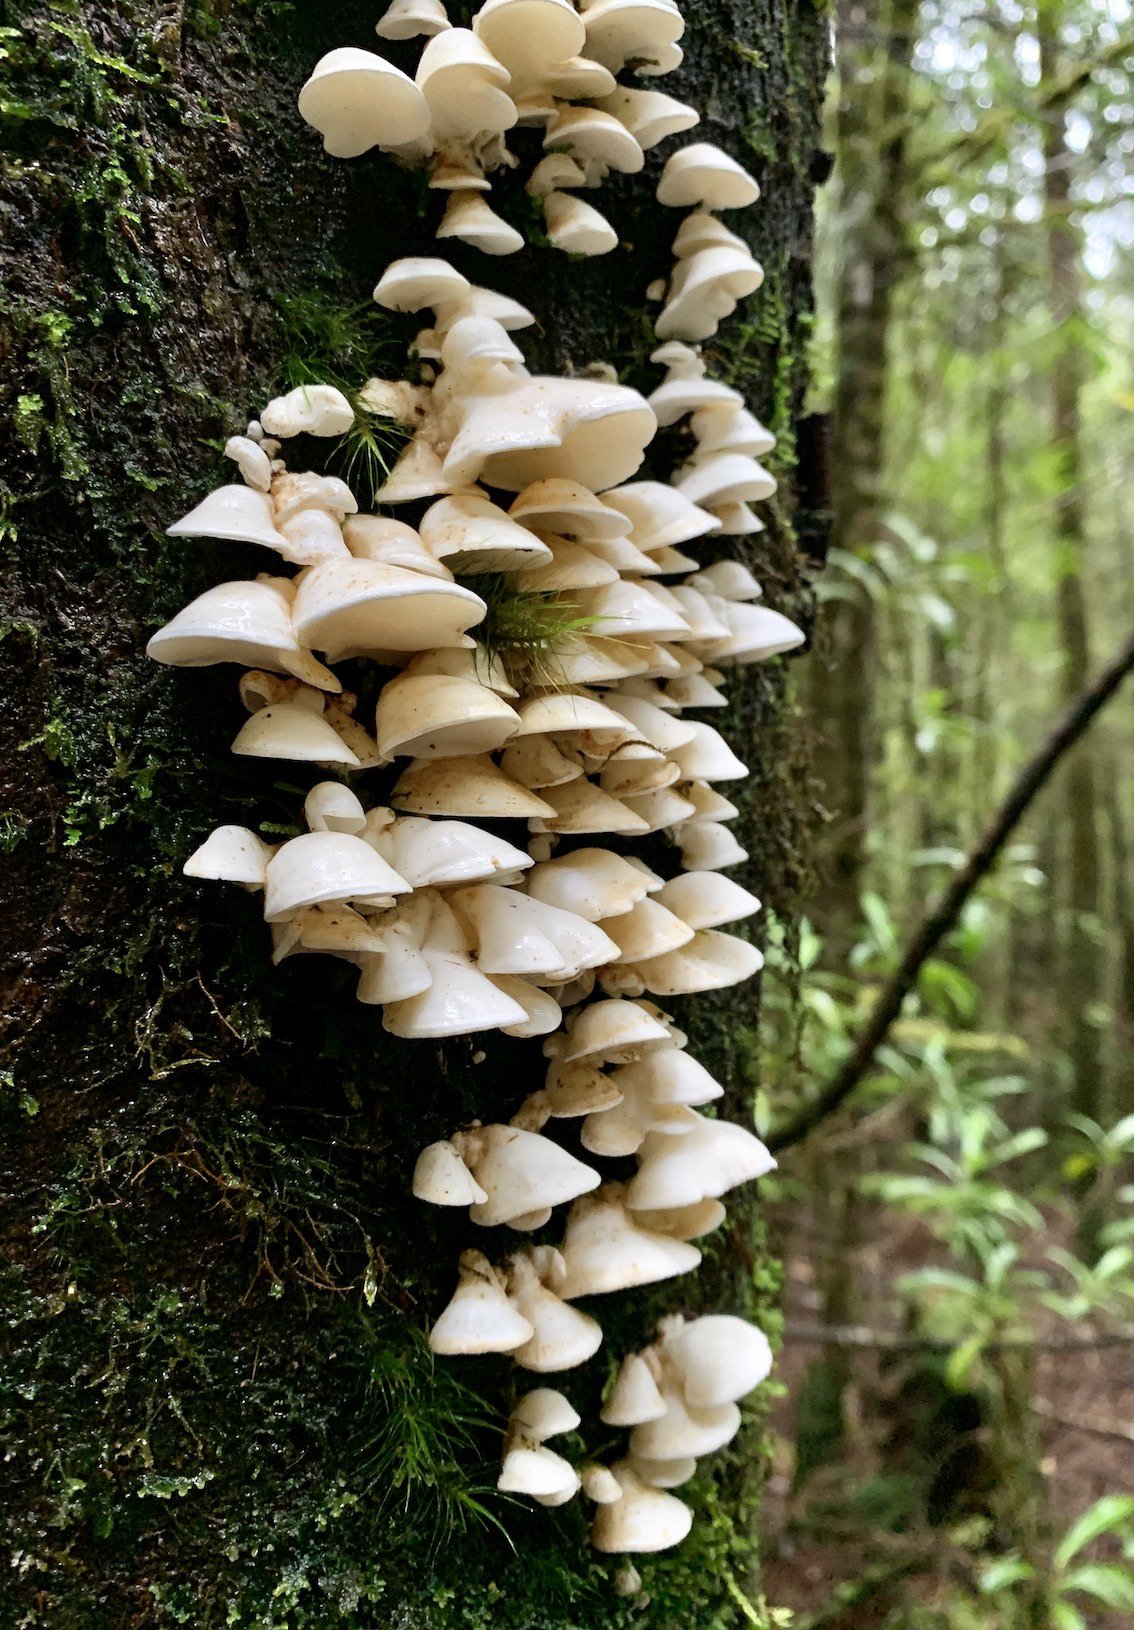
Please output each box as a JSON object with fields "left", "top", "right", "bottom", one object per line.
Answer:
{"left": 150, "top": 0, "right": 799, "bottom": 1565}
{"left": 297, "top": 0, "right": 765, "bottom": 332}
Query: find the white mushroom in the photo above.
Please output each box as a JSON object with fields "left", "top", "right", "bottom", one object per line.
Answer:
{"left": 590, "top": 1462, "right": 692, "bottom": 1553}
{"left": 430, "top": 1249, "right": 535, "bottom": 1355}
{"left": 558, "top": 1185, "right": 701, "bottom": 1297}
{"left": 298, "top": 48, "right": 431, "bottom": 158}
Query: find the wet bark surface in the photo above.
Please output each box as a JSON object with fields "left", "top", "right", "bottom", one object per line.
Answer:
{"left": 0, "top": 3, "right": 826, "bottom": 1623}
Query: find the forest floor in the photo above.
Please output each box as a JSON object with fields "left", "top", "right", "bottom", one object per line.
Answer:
{"left": 761, "top": 1202, "right": 1134, "bottom": 1627}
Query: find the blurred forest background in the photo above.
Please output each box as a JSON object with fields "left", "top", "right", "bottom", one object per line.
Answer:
{"left": 759, "top": 0, "right": 1134, "bottom": 1624}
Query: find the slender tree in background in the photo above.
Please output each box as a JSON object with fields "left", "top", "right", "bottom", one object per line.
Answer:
{"left": 1038, "top": 0, "right": 1107, "bottom": 1123}
{"left": 810, "top": 0, "right": 921, "bottom": 950}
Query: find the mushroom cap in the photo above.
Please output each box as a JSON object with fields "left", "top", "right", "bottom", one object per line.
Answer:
{"left": 688, "top": 559, "right": 764, "bottom": 601}
{"left": 549, "top": 54, "right": 617, "bottom": 99}
{"left": 525, "top": 849, "right": 655, "bottom": 922}
{"left": 656, "top": 248, "right": 764, "bottom": 343}
{"left": 664, "top": 671, "right": 727, "bottom": 708}
{"left": 385, "top": 948, "right": 532, "bottom": 1037}
{"left": 590, "top": 1463, "right": 693, "bottom": 1553}
{"left": 373, "top": 256, "right": 472, "bottom": 312}
{"left": 376, "top": 0, "right": 451, "bottom": 39}
{"left": 450, "top": 883, "right": 618, "bottom": 980}
{"left": 168, "top": 484, "right": 290, "bottom": 554}
{"left": 292, "top": 559, "right": 486, "bottom": 661}
{"left": 631, "top": 1196, "right": 726, "bottom": 1239}
{"left": 628, "top": 1112, "right": 776, "bottom": 1210}
{"left": 689, "top": 403, "right": 776, "bottom": 458}
{"left": 628, "top": 1453, "right": 697, "bottom": 1488}
{"left": 231, "top": 702, "right": 360, "bottom": 767}
{"left": 679, "top": 782, "right": 740, "bottom": 823}
{"left": 420, "top": 492, "right": 552, "bottom": 573}
{"left": 582, "top": 1464, "right": 623, "bottom": 1504}
{"left": 512, "top": 539, "right": 620, "bottom": 593}
{"left": 473, "top": 0, "right": 586, "bottom": 95}
{"left": 628, "top": 1385, "right": 741, "bottom": 1460}
{"left": 603, "top": 481, "right": 721, "bottom": 548}
{"left": 498, "top": 1444, "right": 579, "bottom": 1499}
{"left": 437, "top": 192, "right": 525, "bottom": 255}
{"left": 261, "top": 384, "right": 355, "bottom": 439}
{"left": 457, "top": 1123, "right": 600, "bottom": 1226}
{"left": 615, "top": 785, "right": 697, "bottom": 834}
{"left": 375, "top": 672, "right": 521, "bottom": 760}
{"left": 303, "top": 782, "right": 367, "bottom": 834}
{"left": 263, "top": 831, "right": 411, "bottom": 921}
{"left": 581, "top": 0, "right": 685, "bottom": 75}
{"left": 601, "top": 897, "right": 695, "bottom": 963}
{"left": 648, "top": 372, "right": 744, "bottom": 427}
{"left": 699, "top": 603, "right": 805, "bottom": 665}
{"left": 671, "top": 212, "right": 750, "bottom": 258}
{"left": 508, "top": 478, "right": 632, "bottom": 541}
{"left": 540, "top": 1061, "right": 623, "bottom": 1119}
{"left": 506, "top": 1260, "right": 604, "bottom": 1369}
{"left": 657, "top": 871, "right": 761, "bottom": 929}
{"left": 444, "top": 376, "right": 656, "bottom": 495}
{"left": 391, "top": 754, "right": 555, "bottom": 819}
{"left": 272, "top": 472, "right": 360, "bottom": 527}
{"left": 676, "top": 451, "right": 775, "bottom": 510}
{"left": 499, "top": 734, "right": 585, "bottom": 790}
{"left": 511, "top": 1387, "right": 581, "bottom": 1440}
{"left": 666, "top": 1313, "right": 774, "bottom": 1408}
{"left": 631, "top": 929, "right": 764, "bottom": 996}
{"left": 607, "top": 694, "right": 696, "bottom": 753}
{"left": 417, "top": 26, "right": 512, "bottom": 89}
{"left": 531, "top": 778, "right": 650, "bottom": 838}
{"left": 669, "top": 721, "right": 747, "bottom": 781}
{"left": 657, "top": 142, "right": 760, "bottom": 209}
{"left": 488, "top": 975, "right": 563, "bottom": 1038}
{"left": 544, "top": 106, "right": 644, "bottom": 174}
{"left": 542, "top": 191, "right": 619, "bottom": 257}
{"left": 184, "top": 824, "right": 274, "bottom": 887}
{"left": 549, "top": 634, "right": 653, "bottom": 686}
{"left": 224, "top": 436, "right": 273, "bottom": 492}
{"left": 298, "top": 48, "right": 431, "bottom": 158}
{"left": 574, "top": 580, "right": 691, "bottom": 640}
{"left": 379, "top": 815, "right": 531, "bottom": 889}
{"left": 562, "top": 999, "right": 671, "bottom": 1063}
{"left": 673, "top": 820, "right": 748, "bottom": 871}
{"left": 601, "top": 1351, "right": 667, "bottom": 1426}
{"left": 413, "top": 1139, "right": 489, "bottom": 1206}
{"left": 429, "top": 1249, "right": 535, "bottom": 1355}
{"left": 598, "top": 85, "right": 697, "bottom": 147}
{"left": 514, "top": 692, "right": 633, "bottom": 744}
{"left": 610, "top": 1049, "right": 723, "bottom": 1107}
{"left": 146, "top": 580, "right": 339, "bottom": 692}
{"left": 343, "top": 514, "right": 454, "bottom": 579}
{"left": 558, "top": 1187, "right": 701, "bottom": 1297}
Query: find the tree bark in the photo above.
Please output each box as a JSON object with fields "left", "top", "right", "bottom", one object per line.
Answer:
{"left": 1039, "top": 11, "right": 1108, "bottom": 1123}
{"left": 0, "top": 2, "right": 827, "bottom": 1625}
{"left": 808, "top": 0, "right": 919, "bottom": 950}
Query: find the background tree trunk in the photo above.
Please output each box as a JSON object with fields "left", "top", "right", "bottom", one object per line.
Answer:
{"left": 0, "top": 3, "right": 826, "bottom": 1624}
{"left": 1039, "top": 9, "right": 1107, "bottom": 1125}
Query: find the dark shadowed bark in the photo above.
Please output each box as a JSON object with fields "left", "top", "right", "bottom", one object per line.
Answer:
{"left": 0, "top": 3, "right": 826, "bottom": 1625}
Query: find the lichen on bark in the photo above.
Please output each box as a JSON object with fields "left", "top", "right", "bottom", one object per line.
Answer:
{"left": 0, "top": 2, "right": 827, "bottom": 1624}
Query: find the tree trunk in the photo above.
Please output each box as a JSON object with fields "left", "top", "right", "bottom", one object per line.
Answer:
{"left": 808, "top": 0, "right": 919, "bottom": 951}
{"left": 1039, "top": 13, "right": 1107, "bottom": 1123}
{"left": 0, "top": 3, "right": 827, "bottom": 1625}
{"left": 795, "top": 0, "right": 918, "bottom": 1486}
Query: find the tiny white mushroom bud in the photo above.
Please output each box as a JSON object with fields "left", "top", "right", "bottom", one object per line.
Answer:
{"left": 225, "top": 435, "right": 273, "bottom": 491}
